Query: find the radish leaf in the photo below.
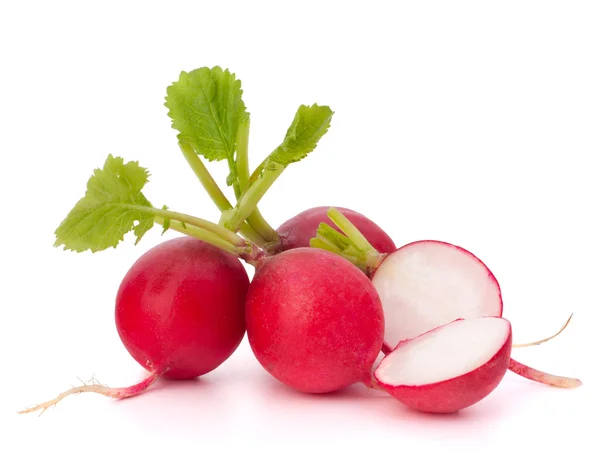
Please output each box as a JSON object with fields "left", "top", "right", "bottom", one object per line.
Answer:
{"left": 165, "top": 66, "right": 248, "bottom": 196}
{"left": 54, "top": 155, "right": 156, "bottom": 252}
{"left": 267, "top": 104, "right": 333, "bottom": 168}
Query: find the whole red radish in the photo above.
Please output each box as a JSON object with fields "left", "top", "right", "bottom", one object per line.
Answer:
{"left": 19, "top": 236, "right": 250, "bottom": 414}
{"left": 374, "top": 317, "right": 512, "bottom": 413}
{"left": 115, "top": 236, "right": 250, "bottom": 380}
{"left": 273, "top": 206, "right": 396, "bottom": 254}
{"left": 245, "top": 247, "right": 384, "bottom": 393}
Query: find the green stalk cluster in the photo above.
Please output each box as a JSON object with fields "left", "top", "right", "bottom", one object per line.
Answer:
{"left": 52, "top": 66, "right": 334, "bottom": 264}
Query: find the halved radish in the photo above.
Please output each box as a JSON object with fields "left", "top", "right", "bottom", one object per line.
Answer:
{"left": 371, "top": 240, "right": 503, "bottom": 353}
{"left": 370, "top": 239, "right": 581, "bottom": 388}
{"left": 312, "top": 208, "right": 582, "bottom": 389}
{"left": 374, "top": 317, "right": 512, "bottom": 413}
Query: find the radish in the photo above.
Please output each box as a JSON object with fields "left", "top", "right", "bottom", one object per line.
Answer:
{"left": 19, "top": 236, "right": 250, "bottom": 414}
{"left": 18, "top": 152, "right": 266, "bottom": 414}
{"left": 245, "top": 248, "right": 385, "bottom": 393}
{"left": 115, "top": 236, "right": 249, "bottom": 380}
{"left": 271, "top": 206, "right": 396, "bottom": 255}
{"left": 374, "top": 317, "right": 512, "bottom": 413}
{"left": 312, "top": 207, "right": 582, "bottom": 389}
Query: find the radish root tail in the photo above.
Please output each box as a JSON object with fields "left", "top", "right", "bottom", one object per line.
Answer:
{"left": 512, "top": 313, "right": 573, "bottom": 348}
{"left": 18, "top": 372, "right": 160, "bottom": 416}
{"left": 508, "top": 358, "right": 582, "bottom": 389}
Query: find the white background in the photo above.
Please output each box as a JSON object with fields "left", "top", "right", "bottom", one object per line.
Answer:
{"left": 1, "top": 1, "right": 598, "bottom": 467}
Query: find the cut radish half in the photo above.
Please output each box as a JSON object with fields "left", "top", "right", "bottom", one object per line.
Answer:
{"left": 374, "top": 317, "right": 512, "bottom": 413}
{"left": 371, "top": 240, "right": 503, "bottom": 352}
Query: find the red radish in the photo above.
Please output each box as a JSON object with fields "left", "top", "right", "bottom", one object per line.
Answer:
{"left": 245, "top": 247, "right": 384, "bottom": 393}
{"left": 272, "top": 206, "right": 396, "bottom": 255}
{"left": 115, "top": 236, "right": 249, "bottom": 380}
{"left": 19, "top": 236, "right": 250, "bottom": 414}
{"left": 374, "top": 317, "right": 512, "bottom": 413}
{"left": 311, "top": 207, "right": 582, "bottom": 389}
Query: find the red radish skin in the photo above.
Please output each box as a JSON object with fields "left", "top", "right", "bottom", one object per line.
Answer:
{"left": 115, "top": 236, "right": 250, "bottom": 379}
{"left": 374, "top": 317, "right": 512, "bottom": 414}
{"left": 246, "top": 248, "right": 384, "bottom": 394}
{"left": 274, "top": 206, "right": 396, "bottom": 254}
{"left": 19, "top": 237, "right": 250, "bottom": 414}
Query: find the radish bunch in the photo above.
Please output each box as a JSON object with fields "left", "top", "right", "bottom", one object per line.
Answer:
{"left": 20, "top": 65, "right": 581, "bottom": 416}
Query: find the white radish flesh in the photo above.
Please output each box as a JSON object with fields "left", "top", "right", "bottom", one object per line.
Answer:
{"left": 374, "top": 317, "right": 512, "bottom": 413}
{"left": 371, "top": 240, "right": 502, "bottom": 352}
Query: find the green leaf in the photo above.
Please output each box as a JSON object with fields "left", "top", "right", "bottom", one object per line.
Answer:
{"left": 54, "top": 155, "right": 156, "bottom": 252}
{"left": 165, "top": 66, "right": 248, "bottom": 163}
{"left": 267, "top": 104, "right": 333, "bottom": 167}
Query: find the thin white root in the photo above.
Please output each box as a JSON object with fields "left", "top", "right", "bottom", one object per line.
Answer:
{"left": 512, "top": 313, "right": 573, "bottom": 348}
{"left": 18, "top": 372, "right": 160, "bottom": 416}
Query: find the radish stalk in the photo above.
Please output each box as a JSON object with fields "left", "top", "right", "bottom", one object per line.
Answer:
{"left": 310, "top": 207, "right": 386, "bottom": 275}
{"left": 235, "top": 117, "right": 251, "bottom": 192}
{"left": 233, "top": 118, "right": 278, "bottom": 243}
{"left": 221, "top": 161, "right": 285, "bottom": 231}
{"left": 149, "top": 207, "right": 245, "bottom": 247}
{"left": 272, "top": 206, "right": 396, "bottom": 255}
{"left": 178, "top": 141, "right": 236, "bottom": 214}
{"left": 153, "top": 218, "right": 240, "bottom": 255}
{"left": 154, "top": 218, "right": 264, "bottom": 266}
{"left": 178, "top": 142, "right": 270, "bottom": 246}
